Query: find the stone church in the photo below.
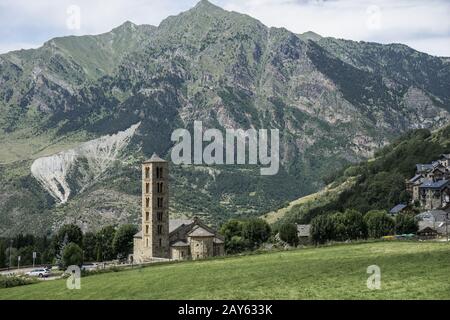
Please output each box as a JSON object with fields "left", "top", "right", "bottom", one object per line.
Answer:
{"left": 132, "top": 154, "right": 224, "bottom": 263}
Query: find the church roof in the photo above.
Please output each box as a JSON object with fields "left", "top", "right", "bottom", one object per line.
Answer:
{"left": 144, "top": 153, "right": 167, "bottom": 163}
{"left": 171, "top": 240, "right": 190, "bottom": 247}
{"left": 188, "top": 226, "right": 215, "bottom": 237}
{"left": 169, "top": 219, "right": 194, "bottom": 233}
{"left": 213, "top": 237, "right": 224, "bottom": 244}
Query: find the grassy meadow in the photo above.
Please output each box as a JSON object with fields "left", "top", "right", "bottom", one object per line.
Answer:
{"left": 0, "top": 241, "right": 449, "bottom": 300}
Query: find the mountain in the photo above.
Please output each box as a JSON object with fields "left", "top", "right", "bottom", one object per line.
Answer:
{"left": 269, "top": 124, "right": 450, "bottom": 226}
{"left": 0, "top": 0, "right": 449, "bottom": 236}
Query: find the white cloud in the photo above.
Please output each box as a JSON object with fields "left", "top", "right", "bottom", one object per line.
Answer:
{"left": 0, "top": 0, "right": 449, "bottom": 56}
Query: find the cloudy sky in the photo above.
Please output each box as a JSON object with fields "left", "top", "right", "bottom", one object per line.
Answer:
{"left": 0, "top": 0, "right": 449, "bottom": 57}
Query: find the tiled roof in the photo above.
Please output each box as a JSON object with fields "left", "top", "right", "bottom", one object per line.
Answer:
{"left": 188, "top": 226, "right": 215, "bottom": 237}
{"left": 408, "top": 174, "right": 423, "bottom": 183}
{"left": 169, "top": 219, "right": 194, "bottom": 233}
{"left": 390, "top": 204, "right": 407, "bottom": 214}
{"left": 144, "top": 153, "right": 167, "bottom": 163}
{"left": 416, "top": 164, "right": 434, "bottom": 172}
{"left": 171, "top": 241, "right": 189, "bottom": 247}
{"left": 420, "top": 179, "right": 449, "bottom": 189}
{"left": 416, "top": 210, "right": 448, "bottom": 222}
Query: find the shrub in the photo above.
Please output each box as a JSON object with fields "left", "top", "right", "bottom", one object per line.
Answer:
{"left": 0, "top": 275, "right": 37, "bottom": 288}
{"left": 278, "top": 223, "right": 299, "bottom": 246}
{"left": 364, "top": 210, "right": 395, "bottom": 238}
{"left": 395, "top": 214, "right": 418, "bottom": 234}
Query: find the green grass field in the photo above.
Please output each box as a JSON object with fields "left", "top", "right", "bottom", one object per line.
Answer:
{"left": 1, "top": 241, "right": 449, "bottom": 300}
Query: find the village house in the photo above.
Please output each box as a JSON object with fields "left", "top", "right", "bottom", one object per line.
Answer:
{"left": 132, "top": 154, "right": 224, "bottom": 263}
{"left": 415, "top": 210, "right": 449, "bottom": 239}
{"left": 406, "top": 154, "right": 450, "bottom": 210}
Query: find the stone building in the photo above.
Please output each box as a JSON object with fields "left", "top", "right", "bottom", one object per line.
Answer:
{"left": 132, "top": 154, "right": 224, "bottom": 263}
{"left": 406, "top": 154, "right": 450, "bottom": 210}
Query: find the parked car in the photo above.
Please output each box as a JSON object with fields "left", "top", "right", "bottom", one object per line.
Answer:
{"left": 81, "top": 263, "right": 98, "bottom": 272}
{"left": 26, "top": 268, "right": 51, "bottom": 278}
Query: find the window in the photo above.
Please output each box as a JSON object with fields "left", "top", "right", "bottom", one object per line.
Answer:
{"left": 146, "top": 225, "right": 149, "bottom": 234}
{"left": 156, "top": 167, "right": 163, "bottom": 179}
{"left": 157, "top": 182, "right": 163, "bottom": 193}
{"left": 146, "top": 212, "right": 149, "bottom": 221}
{"left": 157, "top": 212, "right": 163, "bottom": 221}
{"left": 157, "top": 197, "right": 163, "bottom": 208}
{"left": 145, "top": 167, "right": 150, "bottom": 179}
{"left": 145, "top": 197, "right": 150, "bottom": 208}
{"left": 157, "top": 225, "right": 162, "bottom": 235}
{"left": 159, "top": 238, "right": 162, "bottom": 247}
{"left": 145, "top": 183, "right": 150, "bottom": 194}
{"left": 146, "top": 239, "right": 148, "bottom": 247}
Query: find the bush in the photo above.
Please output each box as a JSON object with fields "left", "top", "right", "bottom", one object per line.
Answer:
{"left": 0, "top": 275, "right": 37, "bottom": 288}
{"left": 278, "top": 223, "right": 299, "bottom": 246}
{"left": 364, "top": 210, "right": 395, "bottom": 238}
{"left": 395, "top": 214, "right": 418, "bottom": 234}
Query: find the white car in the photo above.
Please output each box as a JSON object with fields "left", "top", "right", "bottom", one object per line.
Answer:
{"left": 81, "top": 263, "right": 98, "bottom": 271}
{"left": 26, "top": 268, "right": 51, "bottom": 278}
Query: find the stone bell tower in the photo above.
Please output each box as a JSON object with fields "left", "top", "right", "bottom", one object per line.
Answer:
{"left": 141, "top": 153, "right": 170, "bottom": 258}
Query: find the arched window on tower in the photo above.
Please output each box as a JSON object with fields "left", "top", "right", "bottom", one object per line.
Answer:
{"left": 145, "top": 183, "right": 150, "bottom": 194}
{"left": 146, "top": 197, "right": 150, "bottom": 208}
{"left": 145, "top": 167, "right": 150, "bottom": 179}
{"left": 146, "top": 225, "right": 149, "bottom": 234}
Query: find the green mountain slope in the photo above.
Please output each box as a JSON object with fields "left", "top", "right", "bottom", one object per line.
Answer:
{"left": 274, "top": 124, "right": 450, "bottom": 225}
{"left": 0, "top": 0, "right": 449, "bottom": 236}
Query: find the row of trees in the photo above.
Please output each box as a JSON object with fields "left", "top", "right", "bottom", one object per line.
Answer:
{"left": 0, "top": 224, "right": 137, "bottom": 269}
{"left": 219, "top": 218, "right": 272, "bottom": 253}
{"left": 311, "top": 209, "right": 418, "bottom": 244}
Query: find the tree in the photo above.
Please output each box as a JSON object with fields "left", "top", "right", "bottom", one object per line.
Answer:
{"left": 241, "top": 218, "right": 271, "bottom": 248}
{"left": 395, "top": 214, "right": 418, "bottom": 234}
{"left": 54, "top": 224, "right": 83, "bottom": 256}
{"left": 62, "top": 243, "right": 83, "bottom": 267}
{"left": 220, "top": 219, "right": 243, "bottom": 242}
{"left": 364, "top": 210, "right": 395, "bottom": 238}
{"left": 278, "top": 223, "right": 299, "bottom": 246}
{"left": 113, "top": 224, "right": 138, "bottom": 260}
{"left": 82, "top": 232, "right": 98, "bottom": 262}
{"left": 226, "top": 236, "right": 249, "bottom": 254}
{"left": 0, "top": 240, "right": 6, "bottom": 268}
{"left": 97, "top": 226, "right": 116, "bottom": 261}
{"left": 337, "top": 209, "right": 367, "bottom": 240}
{"left": 311, "top": 214, "right": 335, "bottom": 244}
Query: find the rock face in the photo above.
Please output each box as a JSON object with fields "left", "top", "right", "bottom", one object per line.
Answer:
{"left": 0, "top": 0, "right": 449, "bottom": 235}
{"left": 31, "top": 123, "right": 140, "bottom": 203}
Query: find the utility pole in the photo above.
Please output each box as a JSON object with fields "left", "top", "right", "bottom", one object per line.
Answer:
{"left": 446, "top": 213, "right": 449, "bottom": 243}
